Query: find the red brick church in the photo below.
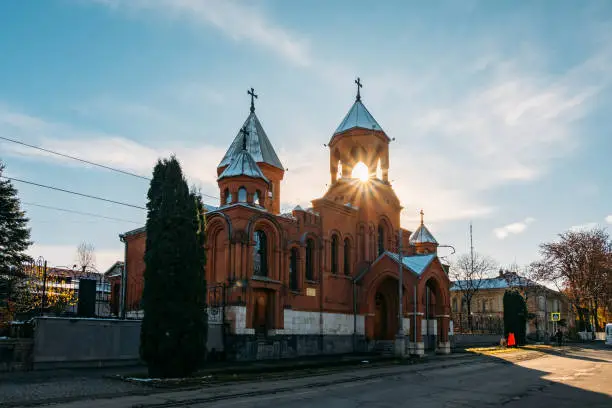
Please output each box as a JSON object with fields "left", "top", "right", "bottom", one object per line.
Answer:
{"left": 118, "top": 81, "right": 452, "bottom": 359}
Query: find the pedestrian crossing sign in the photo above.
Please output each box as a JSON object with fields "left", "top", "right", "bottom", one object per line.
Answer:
{"left": 551, "top": 312, "right": 561, "bottom": 321}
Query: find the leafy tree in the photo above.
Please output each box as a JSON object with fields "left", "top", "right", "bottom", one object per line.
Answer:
{"left": 531, "top": 227, "right": 611, "bottom": 331}
{"left": 503, "top": 290, "right": 528, "bottom": 346}
{"left": 140, "top": 156, "right": 207, "bottom": 378}
{"left": 13, "top": 263, "right": 78, "bottom": 317}
{"left": 450, "top": 252, "right": 497, "bottom": 331}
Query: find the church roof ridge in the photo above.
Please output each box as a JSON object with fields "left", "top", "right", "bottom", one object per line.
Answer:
{"left": 333, "top": 99, "right": 384, "bottom": 136}
{"left": 218, "top": 111, "right": 284, "bottom": 171}
{"left": 408, "top": 223, "right": 438, "bottom": 245}
{"left": 217, "top": 149, "right": 270, "bottom": 183}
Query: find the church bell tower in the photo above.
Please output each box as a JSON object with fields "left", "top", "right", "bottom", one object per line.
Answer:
{"left": 217, "top": 88, "right": 285, "bottom": 214}
{"left": 328, "top": 78, "right": 391, "bottom": 184}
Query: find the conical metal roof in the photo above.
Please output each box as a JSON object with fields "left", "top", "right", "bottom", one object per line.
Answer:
{"left": 218, "top": 112, "right": 284, "bottom": 170}
{"left": 334, "top": 100, "right": 384, "bottom": 135}
{"left": 217, "top": 149, "right": 269, "bottom": 183}
{"left": 409, "top": 224, "right": 438, "bottom": 245}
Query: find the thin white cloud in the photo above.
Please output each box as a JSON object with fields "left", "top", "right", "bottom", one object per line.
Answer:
{"left": 606, "top": 215, "right": 612, "bottom": 224}
{"left": 493, "top": 217, "right": 535, "bottom": 240}
{"left": 91, "top": 0, "right": 311, "bottom": 67}
{"left": 0, "top": 106, "right": 227, "bottom": 198}
{"left": 78, "top": 1, "right": 611, "bottom": 228}
{"left": 569, "top": 222, "right": 599, "bottom": 232}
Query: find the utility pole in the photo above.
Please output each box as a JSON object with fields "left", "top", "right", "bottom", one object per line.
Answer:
{"left": 470, "top": 222, "right": 474, "bottom": 274}
{"left": 398, "top": 228, "right": 403, "bottom": 333}
{"left": 395, "top": 228, "right": 406, "bottom": 357}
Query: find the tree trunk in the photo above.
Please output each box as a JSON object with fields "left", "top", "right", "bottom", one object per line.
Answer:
{"left": 593, "top": 299, "right": 600, "bottom": 331}
{"left": 467, "top": 301, "right": 473, "bottom": 333}
{"left": 577, "top": 308, "right": 585, "bottom": 331}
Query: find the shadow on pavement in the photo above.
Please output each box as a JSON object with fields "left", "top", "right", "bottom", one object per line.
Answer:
{"left": 526, "top": 346, "right": 611, "bottom": 364}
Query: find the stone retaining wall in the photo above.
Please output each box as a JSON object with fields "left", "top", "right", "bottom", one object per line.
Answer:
{"left": 0, "top": 338, "right": 33, "bottom": 372}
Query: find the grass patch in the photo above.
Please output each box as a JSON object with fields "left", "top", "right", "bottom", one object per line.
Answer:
{"left": 465, "top": 346, "right": 526, "bottom": 355}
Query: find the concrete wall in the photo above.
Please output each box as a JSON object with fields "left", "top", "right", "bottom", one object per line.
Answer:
{"left": 32, "top": 317, "right": 226, "bottom": 369}
{"left": 451, "top": 334, "right": 502, "bottom": 348}
{"left": 32, "top": 317, "right": 141, "bottom": 369}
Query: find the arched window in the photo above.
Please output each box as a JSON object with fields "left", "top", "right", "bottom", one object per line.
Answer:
{"left": 254, "top": 190, "right": 261, "bottom": 206}
{"left": 289, "top": 248, "right": 298, "bottom": 291}
{"left": 331, "top": 235, "right": 339, "bottom": 274}
{"left": 452, "top": 298, "right": 458, "bottom": 313}
{"left": 377, "top": 225, "right": 385, "bottom": 256}
{"left": 224, "top": 188, "right": 232, "bottom": 205}
{"left": 253, "top": 230, "right": 268, "bottom": 277}
{"left": 238, "top": 187, "right": 247, "bottom": 202}
{"left": 305, "top": 238, "right": 315, "bottom": 281}
{"left": 343, "top": 238, "right": 351, "bottom": 276}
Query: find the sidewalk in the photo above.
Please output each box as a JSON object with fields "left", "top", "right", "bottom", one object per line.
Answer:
{"left": 0, "top": 352, "right": 475, "bottom": 407}
{"left": 1, "top": 352, "right": 487, "bottom": 408}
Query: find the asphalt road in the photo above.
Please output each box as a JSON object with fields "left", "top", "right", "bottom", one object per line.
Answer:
{"left": 192, "top": 346, "right": 612, "bottom": 408}
{"left": 3, "top": 345, "right": 611, "bottom": 407}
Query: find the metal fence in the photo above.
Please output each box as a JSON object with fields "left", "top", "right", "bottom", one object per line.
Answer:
{"left": 452, "top": 312, "right": 504, "bottom": 335}
{"left": 1, "top": 257, "right": 116, "bottom": 335}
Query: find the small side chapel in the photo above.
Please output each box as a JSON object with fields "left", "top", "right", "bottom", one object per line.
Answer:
{"left": 120, "top": 80, "right": 452, "bottom": 358}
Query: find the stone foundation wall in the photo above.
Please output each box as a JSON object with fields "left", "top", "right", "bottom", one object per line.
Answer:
{"left": 0, "top": 338, "right": 33, "bottom": 372}
{"left": 226, "top": 334, "right": 368, "bottom": 361}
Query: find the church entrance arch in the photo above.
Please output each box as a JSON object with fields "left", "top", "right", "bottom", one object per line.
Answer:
{"left": 371, "top": 277, "right": 398, "bottom": 340}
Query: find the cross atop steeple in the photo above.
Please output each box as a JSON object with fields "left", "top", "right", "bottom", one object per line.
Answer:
{"left": 354, "top": 77, "right": 362, "bottom": 101}
{"left": 248, "top": 87, "right": 258, "bottom": 113}
{"left": 420, "top": 209, "right": 424, "bottom": 225}
{"left": 240, "top": 125, "right": 249, "bottom": 151}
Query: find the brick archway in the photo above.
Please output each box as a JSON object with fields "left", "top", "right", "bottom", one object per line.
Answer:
{"left": 363, "top": 271, "right": 403, "bottom": 340}
{"left": 372, "top": 277, "right": 398, "bottom": 340}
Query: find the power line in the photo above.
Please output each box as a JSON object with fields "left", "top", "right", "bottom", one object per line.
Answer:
{"left": 1, "top": 176, "right": 146, "bottom": 210}
{"left": 0, "top": 135, "right": 221, "bottom": 201}
{"left": 21, "top": 202, "right": 143, "bottom": 224}
{"left": 0, "top": 135, "right": 150, "bottom": 180}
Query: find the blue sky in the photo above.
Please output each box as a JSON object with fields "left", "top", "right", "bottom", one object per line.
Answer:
{"left": 1, "top": 0, "right": 611, "bottom": 272}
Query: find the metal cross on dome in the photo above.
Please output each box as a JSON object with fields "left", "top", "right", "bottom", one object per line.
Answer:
{"left": 355, "top": 77, "right": 362, "bottom": 101}
{"left": 420, "top": 209, "right": 425, "bottom": 225}
{"left": 248, "top": 87, "right": 258, "bottom": 113}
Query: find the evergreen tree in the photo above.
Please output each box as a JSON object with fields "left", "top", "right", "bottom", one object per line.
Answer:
{"left": 0, "top": 161, "right": 32, "bottom": 327}
{"left": 0, "top": 161, "right": 32, "bottom": 274}
{"left": 140, "top": 156, "right": 207, "bottom": 377}
{"left": 503, "top": 290, "right": 528, "bottom": 346}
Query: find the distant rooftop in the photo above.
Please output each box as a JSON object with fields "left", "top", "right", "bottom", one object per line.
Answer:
{"left": 451, "top": 274, "right": 538, "bottom": 291}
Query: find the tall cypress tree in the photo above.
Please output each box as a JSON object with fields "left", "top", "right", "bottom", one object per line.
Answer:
{"left": 503, "top": 290, "right": 528, "bottom": 346}
{"left": 0, "top": 161, "right": 32, "bottom": 273}
{"left": 140, "top": 156, "right": 207, "bottom": 377}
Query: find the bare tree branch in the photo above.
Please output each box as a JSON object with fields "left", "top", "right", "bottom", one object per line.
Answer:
{"left": 75, "top": 242, "right": 96, "bottom": 272}
{"left": 450, "top": 252, "right": 498, "bottom": 331}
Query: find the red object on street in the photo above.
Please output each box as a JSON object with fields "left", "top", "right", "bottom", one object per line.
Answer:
{"left": 507, "top": 332, "right": 516, "bottom": 347}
